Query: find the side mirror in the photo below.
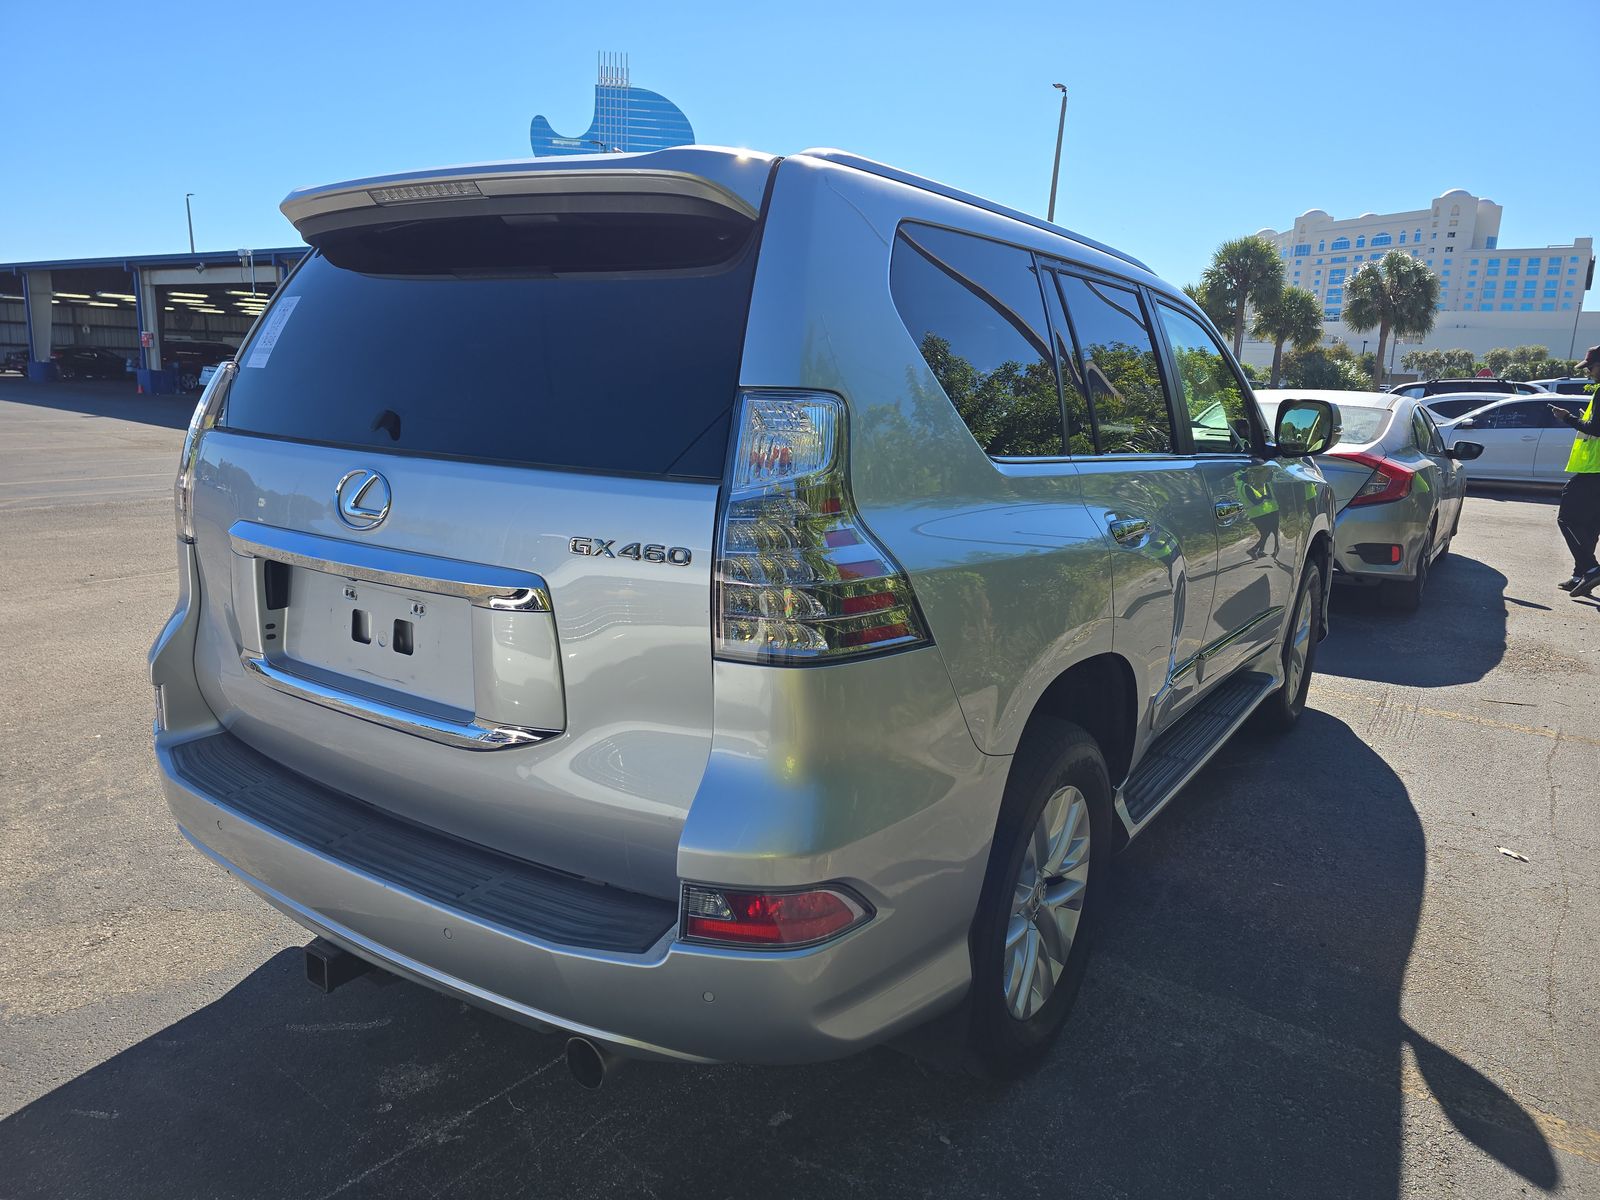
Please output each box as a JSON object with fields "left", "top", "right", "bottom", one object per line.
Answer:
{"left": 1455, "top": 418, "right": 1477, "bottom": 430}
{"left": 1274, "top": 398, "right": 1341, "bottom": 457}
{"left": 1448, "top": 441, "right": 1485, "bottom": 461}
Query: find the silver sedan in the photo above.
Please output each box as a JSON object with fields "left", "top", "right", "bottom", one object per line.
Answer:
{"left": 1257, "top": 389, "right": 1483, "bottom": 611}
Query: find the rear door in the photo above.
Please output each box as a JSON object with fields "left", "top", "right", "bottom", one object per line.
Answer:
{"left": 1534, "top": 399, "right": 1588, "bottom": 480}
{"left": 1456, "top": 401, "right": 1552, "bottom": 479}
{"left": 187, "top": 189, "right": 764, "bottom": 896}
{"left": 1042, "top": 268, "right": 1218, "bottom": 727}
{"left": 1413, "top": 405, "right": 1464, "bottom": 531}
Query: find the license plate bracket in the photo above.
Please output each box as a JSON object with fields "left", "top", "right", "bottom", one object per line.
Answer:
{"left": 279, "top": 567, "right": 476, "bottom": 712}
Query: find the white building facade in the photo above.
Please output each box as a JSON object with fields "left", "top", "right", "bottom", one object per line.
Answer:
{"left": 1241, "top": 191, "right": 1596, "bottom": 375}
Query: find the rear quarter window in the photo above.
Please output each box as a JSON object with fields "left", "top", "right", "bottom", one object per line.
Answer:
{"left": 889, "top": 223, "right": 1065, "bottom": 459}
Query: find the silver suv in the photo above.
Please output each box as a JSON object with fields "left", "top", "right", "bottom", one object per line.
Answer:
{"left": 150, "top": 147, "right": 1337, "bottom": 1081}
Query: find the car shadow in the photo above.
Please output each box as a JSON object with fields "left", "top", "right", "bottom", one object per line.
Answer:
{"left": 0, "top": 378, "right": 192, "bottom": 430}
{"left": 1465, "top": 482, "right": 1562, "bottom": 506}
{"left": 0, "top": 716, "right": 1558, "bottom": 1199}
{"left": 1319, "top": 552, "right": 1508, "bottom": 686}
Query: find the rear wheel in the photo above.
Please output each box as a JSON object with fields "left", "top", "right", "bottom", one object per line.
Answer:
{"left": 1257, "top": 561, "right": 1321, "bottom": 733}
{"left": 1383, "top": 529, "right": 1433, "bottom": 612}
{"left": 967, "top": 721, "right": 1110, "bottom": 1079}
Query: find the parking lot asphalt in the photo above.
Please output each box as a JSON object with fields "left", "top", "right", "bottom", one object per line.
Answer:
{"left": 2, "top": 379, "right": 1598, "bottom": 1199}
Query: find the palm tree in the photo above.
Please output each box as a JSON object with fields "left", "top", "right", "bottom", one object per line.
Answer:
{"left": 1200, "top": 236, "right": 1285, "bottom": 357}
{"left": 1342, "top": 253, "right": 1441, "bottom": 388}
{"left": 1251, "top": 287, "right": 1322, "bottom": 386}
{"left": 1183, "top": 282, "right": 1232, "bottom": 333}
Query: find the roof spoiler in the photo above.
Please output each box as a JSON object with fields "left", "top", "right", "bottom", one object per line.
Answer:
{"left": 280, "top": 147, "right": 778, "bottom": 240}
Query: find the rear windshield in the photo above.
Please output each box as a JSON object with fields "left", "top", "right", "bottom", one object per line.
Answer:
{"left": 1260, "top": 400, "right": 1391, "bottom": 446}
{"left": 220, "top": 207, "right": 759, "bottom": 479}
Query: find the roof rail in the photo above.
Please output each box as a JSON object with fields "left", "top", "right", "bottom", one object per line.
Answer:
{"left": 796, "top": 148, "right": 1152, "bottom": 274}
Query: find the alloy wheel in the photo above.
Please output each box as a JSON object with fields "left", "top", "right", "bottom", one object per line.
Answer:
{"left": 1286, "top": 578, "right": 1315, "bottom": 700}
{"left": 1002, "top": 785, "right": 1092, "bottom": 1020}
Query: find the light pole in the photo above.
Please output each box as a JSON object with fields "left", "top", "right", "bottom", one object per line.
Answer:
{"left": 184, "top": 194, "right": 196, "bottom": 254}
{"left": 1046, "top": 83, "right": 1068, "bottom": 223}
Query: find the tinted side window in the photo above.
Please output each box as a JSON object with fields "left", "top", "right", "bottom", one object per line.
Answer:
{"left": 1477, "top": 404, "right": 1540, "bottom": 430}
{"left": 1039, "top": 273, "right": 1095, "bottom": 454}
{"left": 891, "top": 225, "right": 1063, "bottom": 458}
{"left": 1156, "top": 304, "right": 1253, "bottom": 454}
{"left": 1054, "top": 274, "right": 1173, "bottom": 454}
{"left": 1539, "top": 400, "right": 1586, "bottom": 427}
{"left": 1410, "top": 408, "right": 1436, "bottom": 452}
{"left": 1426, "top": 398, "right": 1481, "bottom": 420}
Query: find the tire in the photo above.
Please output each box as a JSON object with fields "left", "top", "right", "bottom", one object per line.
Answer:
{"left": 966, "top": 720, "right": 1111, "bottom": 1079}
{"left": 1256, "top": 560, "right": 1322, "bottom": 733}
{"left": 1382, "top": 529, "right": 1432, "bottom": 613}
{"left": 179, "top": 371, "right": 199, "bottom": 392}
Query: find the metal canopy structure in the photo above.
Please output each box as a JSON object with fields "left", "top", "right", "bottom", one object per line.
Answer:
{"left": 0, "top": 247, "right": 306, "bottom": 386}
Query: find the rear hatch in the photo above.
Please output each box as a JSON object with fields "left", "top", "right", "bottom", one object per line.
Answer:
{"left": 186, "top": 153, "right": 773, "bottom": 897}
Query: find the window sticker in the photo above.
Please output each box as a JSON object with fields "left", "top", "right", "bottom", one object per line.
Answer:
{"left": 244, "top": 295, "right": 301, "bottom": 368}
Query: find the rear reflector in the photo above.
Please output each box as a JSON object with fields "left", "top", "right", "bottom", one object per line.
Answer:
{"left": 1352, "top": 542, "right": 1405, "bottom": 565}
{"left": 1331, "top": 450, "right": 1415, "bottom": 507}
{"left": 681, "top": 884, "right": 869, "bottom": 948}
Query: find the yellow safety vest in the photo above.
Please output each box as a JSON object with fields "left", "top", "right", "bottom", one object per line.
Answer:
{"left": 1568, "top": 398, "right": 1600, "bottom": 474}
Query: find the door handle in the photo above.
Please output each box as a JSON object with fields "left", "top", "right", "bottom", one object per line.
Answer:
{"left": 1521, "top": 435, "right": 1538, "bottom": 442}
{"left": 1214, "top": 500, "right": 1245, "bottom": 526}
{"left": 1109, "top": 518, "right": 1150, "bottom": 546}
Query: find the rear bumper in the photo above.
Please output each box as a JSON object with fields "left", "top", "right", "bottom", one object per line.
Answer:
{"left": 152, "top": 531, "right": 1003, "bottom": 1065}
{"left": 157, "top": 739, "right": 979, "bottom": 1064}
{"left": 1330, "top": 503, "right": 1427, "bottom": 584}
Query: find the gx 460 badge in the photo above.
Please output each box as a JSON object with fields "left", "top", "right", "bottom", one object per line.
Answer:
{"left": 569, "top": 537, "right": 692, "bottom": 566}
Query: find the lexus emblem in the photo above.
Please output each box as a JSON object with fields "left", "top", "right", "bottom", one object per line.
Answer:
{"left": 335, "top": 468, "right": 391, "bottom": 530}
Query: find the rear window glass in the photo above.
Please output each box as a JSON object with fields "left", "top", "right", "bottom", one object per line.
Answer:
{"left": 1260, "top": 400, "right": 1391, "bottom": 445}
{"left": 220, "top": 208, "right": 759, "bottom": 479}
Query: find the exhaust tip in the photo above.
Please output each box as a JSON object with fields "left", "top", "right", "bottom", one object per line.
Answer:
{"left": 566, "top": 1037, "right": 609, "bottom": 1089}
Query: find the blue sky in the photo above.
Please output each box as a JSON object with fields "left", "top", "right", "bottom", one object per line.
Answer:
{"left": 6, "top": 0, "right": 1596, "bottom": 305}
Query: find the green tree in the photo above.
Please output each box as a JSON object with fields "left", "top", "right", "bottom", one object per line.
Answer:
{"left": 1342, "top": 252, "right": 1441, "bottom": 388}
{"left": 1200, "top": 236, "right": 1285, "bottom": 357}
{"left": 1401, "top": 348, "right": 1476, "bottom": 379}
{"left": 1183, "top": 281, "right": 1232, "bottom": 332}
{"left": 1480, "top": 345, "right": 1579, "bottom": 381}
{"left": 1282, "top": 343, "right": 1367, "bottom": 390}
{"left": 1250, "top": 286, "right": 1322, "bottom": 386}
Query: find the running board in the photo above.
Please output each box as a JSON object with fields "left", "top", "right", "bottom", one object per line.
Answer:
{"left": 1116, "top": 670, "right": 1277, "bottom": 835}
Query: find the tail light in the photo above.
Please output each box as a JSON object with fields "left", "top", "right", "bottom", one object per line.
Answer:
{"left": 713, "top": 390, "right": 931, "bottom": 663}
{"left": 174, "top": 362, "right": 233, "bottom": 543}
{"left": 1332, "top": 450, "right": 1414, "bottom": 507}
{"left": 681, "top": 884, "right": 870, "bottom": 948}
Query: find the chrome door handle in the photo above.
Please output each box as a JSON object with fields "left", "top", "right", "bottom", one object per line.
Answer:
{"left": 1521, "top": 435, "right": 1538, "bottom": 442}
{"left": 1109, "top": 518, "right": 1150, "bottom": 546}
{"left": 1214, "top": 500, "right": 1245, "bottom": 526}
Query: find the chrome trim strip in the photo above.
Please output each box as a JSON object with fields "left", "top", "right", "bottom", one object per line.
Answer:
{"left": 240, "top": 651, "right": 553, "bottom": 750}
{"left": 1164, "top": 605, "right": 1283, "bottom": 690}
{"left": 1198, "top": 605, "right": 1285, "bottom": 664}
{"left": 229, "top": 521, "right": 551, "bottom": 612}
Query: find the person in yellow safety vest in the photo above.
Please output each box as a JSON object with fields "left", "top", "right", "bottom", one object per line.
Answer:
{"left": 1552, "top": 344, "right": 1600, "bottom": 598}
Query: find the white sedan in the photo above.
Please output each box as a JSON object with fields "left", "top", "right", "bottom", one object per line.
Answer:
{"left": 1435, "top": 395, "right": 1590, "bottom": 483}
